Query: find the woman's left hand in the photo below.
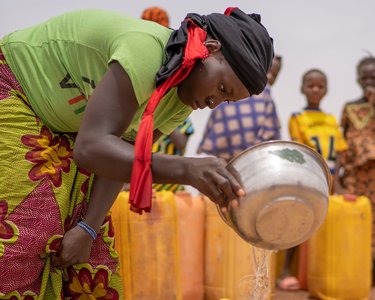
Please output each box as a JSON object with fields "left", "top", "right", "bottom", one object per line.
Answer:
{"left": 51, "top": 225, "right": 94, "bottom": 269}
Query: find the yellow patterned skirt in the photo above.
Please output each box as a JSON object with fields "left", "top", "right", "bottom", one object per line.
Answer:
{"left": 0, "top": 51, "right": 122, "bottom": 299}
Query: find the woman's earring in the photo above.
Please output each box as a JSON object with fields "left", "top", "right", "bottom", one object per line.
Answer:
{"left": 202, "top": 48, "right": 209, "bottom": 61}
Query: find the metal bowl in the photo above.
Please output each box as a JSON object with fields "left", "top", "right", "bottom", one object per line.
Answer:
{"left": 218, "top": 140, "right": 331, "bottom": 250}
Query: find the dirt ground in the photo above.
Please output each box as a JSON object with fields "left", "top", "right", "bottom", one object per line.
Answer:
{"left": 273, "top": 288, "right": 375, "bottom": 299}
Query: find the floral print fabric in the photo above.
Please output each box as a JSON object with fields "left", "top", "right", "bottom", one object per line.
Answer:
{"left": 340, "top": 99, "right": 375, "bottom": 256}
{"left": 0, "top": 51, "right": 122, "bottom": 299}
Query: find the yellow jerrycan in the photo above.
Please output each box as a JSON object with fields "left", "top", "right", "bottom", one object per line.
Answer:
{"left": 308, "top": 194, "right": 372, "bottom": 300}
{"left": 175, "top": 191, "right": 205, "bottom": 300}
{"left": 204, "top": 196, "right": 274, "bottom": 300}
{"left": 110, "top": 191, "right": 182, "bottom": 300}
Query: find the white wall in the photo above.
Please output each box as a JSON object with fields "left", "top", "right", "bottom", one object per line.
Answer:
{"left": 2, "top": 0, "right": 375, "bottom": 157}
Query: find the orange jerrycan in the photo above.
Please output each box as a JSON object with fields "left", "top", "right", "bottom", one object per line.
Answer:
{"left": 204, "top": 197, "right": 274, "bottom": 300}
{"left": 308, "top": 194, "right": 372, "bottom": 300}
{"left": 175, "top": 191, "right": 205, "bottom": 300}
{"left": 110, "top": 191, "right": 182, "bottom": 300}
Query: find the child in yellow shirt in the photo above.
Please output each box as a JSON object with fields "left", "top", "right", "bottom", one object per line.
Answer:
{"left": 277, "top": 69, "right": 347, "bottom": 291}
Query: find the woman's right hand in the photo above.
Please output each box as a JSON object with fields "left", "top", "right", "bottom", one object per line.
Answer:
{"left": 184, "top": 156, "right": 245, "bottom": 211}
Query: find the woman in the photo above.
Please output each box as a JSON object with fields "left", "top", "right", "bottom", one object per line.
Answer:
{"left": 0, "top": 7, "right": 273, "bottom": 298}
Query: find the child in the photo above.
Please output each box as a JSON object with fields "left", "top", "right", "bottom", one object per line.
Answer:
{"left": 277, "top": 69, "right": 347, "bottom": 291}
{"left": 335, "top": 56, "right": 375, "bottom": 281}
{"left": 141, "top": 6, "right": 170, "bottom": 27}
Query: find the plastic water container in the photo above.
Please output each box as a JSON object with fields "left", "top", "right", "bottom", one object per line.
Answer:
{"left": 111, "top": 191, "right": 182, "bottom": 300}
{"left": 308, "top": 194, "right": 372, "bottom": 300}
{"left": 175, "top": 191, "right": 205, "bottom": 300}
{"left": 204, "top": 196, "right": 273, "bottom": 300}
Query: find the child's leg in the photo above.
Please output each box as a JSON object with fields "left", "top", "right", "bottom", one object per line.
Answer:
{"left": 277, "top": 246, "right": 300, "bottom": 291}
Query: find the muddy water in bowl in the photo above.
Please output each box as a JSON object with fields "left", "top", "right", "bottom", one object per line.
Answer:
{"left": 218, "top": 140, "right": 331, "bottom": 250}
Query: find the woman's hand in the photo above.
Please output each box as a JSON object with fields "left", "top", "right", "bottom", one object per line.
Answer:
{"left": 51, "top": 225, "right": 94, "bottom": 269}
{"left": 185, "top": 157, "right": 245, "bottom": 212}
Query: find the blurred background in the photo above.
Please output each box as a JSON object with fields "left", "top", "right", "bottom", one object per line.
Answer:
{"left": 2, "top": 0, "right": 374, "bottom": 156}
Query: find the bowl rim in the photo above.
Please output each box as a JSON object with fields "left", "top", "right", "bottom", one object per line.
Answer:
{"left": 226, "top": 140, "right": 332, "bottom": 191}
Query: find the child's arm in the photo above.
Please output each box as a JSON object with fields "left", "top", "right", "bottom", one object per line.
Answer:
{"left": 256, "top": 98, "right": 281, "bottom": 142}
{"left": 333, "top": 152, "right": 347, "bottom": 195}
{"left": 169, "top": 119, "right": 194, "bottom": 153}
{"left": 288, "top": 115, "right": 303, "bottom": 142}
{"left": 333, "top": 118, "right": 349, "bottom": 194}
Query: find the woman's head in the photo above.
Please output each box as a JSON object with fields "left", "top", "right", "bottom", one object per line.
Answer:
{"left": 202, "top": 9, "right": 274, "bottom": 96}
{"left": 301, "top": 69, "right": 327, "bottom": 108}
{"left": 157, "top": 7, "right": 274, "bottom": 110}
{"left": 177, "top": 40, "right": 249, "bottom": 110}
{"left": 356, "top": 56, "right": 375, "bottom": 94}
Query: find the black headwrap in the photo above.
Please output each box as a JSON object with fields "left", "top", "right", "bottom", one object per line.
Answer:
{"left": 156, "top": 7, "right": 274, "bottom": 95}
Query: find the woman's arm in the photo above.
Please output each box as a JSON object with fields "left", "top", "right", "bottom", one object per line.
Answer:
{"left": 52, "top": 61, "right": 243, "bottom": 269}
{"left": 74, "top": 61, "right": 242, "bottom": 202}
{"left": 73, "top": 61, "right": 138, "bottom": 180}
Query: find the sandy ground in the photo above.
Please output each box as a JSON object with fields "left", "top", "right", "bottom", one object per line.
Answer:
{"left": 273, "top": 288, "right": 375, "bottom": 299}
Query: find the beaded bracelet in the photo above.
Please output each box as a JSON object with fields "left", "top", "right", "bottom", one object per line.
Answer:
{"left": 77, "top": 220, "right": 97, "bottom": 240}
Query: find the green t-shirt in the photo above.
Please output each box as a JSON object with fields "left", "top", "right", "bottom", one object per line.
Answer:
{"left": 0, "top": 10, "right": 192, "bottom": 140}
